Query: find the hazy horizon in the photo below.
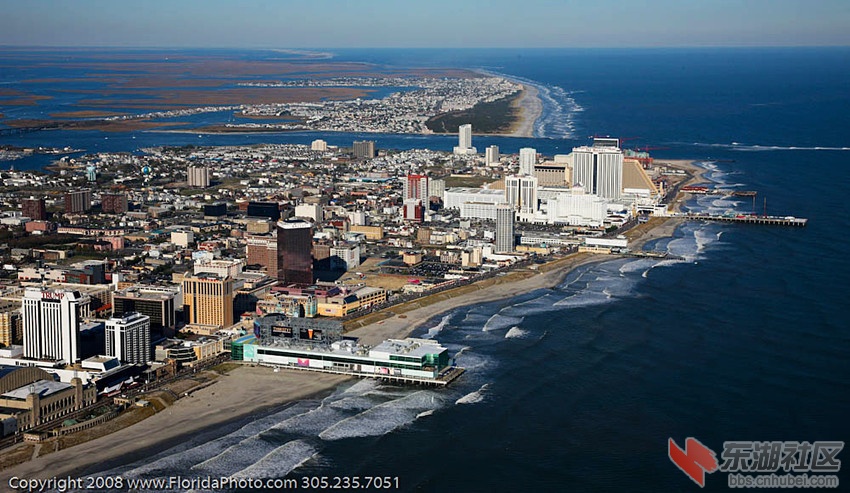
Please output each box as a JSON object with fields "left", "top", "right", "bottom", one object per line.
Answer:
{"left": 2, "top": 0, "right": 848, "bottom": 49}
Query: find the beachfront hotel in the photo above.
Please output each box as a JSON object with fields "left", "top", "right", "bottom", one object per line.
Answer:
{"left": 495, "top": 204, "right": 515, "bottom": 253}
{"left": 571, "top": 145, "right": 624, "bottom": 200}
{"left": 182, "top": 273, "right": 235, "bottom": 333}
{"left": 105, "top": 312, "right": 151, "bottom": 365}
{"left": 505, "top": 175, "right": 539, "bottom": 217}
{"left": 22, "top": 288, "right": 89, "bottom": 364}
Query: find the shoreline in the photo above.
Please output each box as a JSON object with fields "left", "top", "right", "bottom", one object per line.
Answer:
{"left": 1, "top": 160, "right": 703, "bottom": 480}
{"left": 1, "top": 369, "right": 352, "bottom": 480}
{"left": 1, "top": 255, "right": 613, "bottom": 481}
{"left": 159, "top": 82, "right": 545, "bottom": 139}
{"left": 506, "top": 84, "right": 542, "bottom": 138}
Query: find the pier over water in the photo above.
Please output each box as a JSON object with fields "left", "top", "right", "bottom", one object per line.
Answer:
{"left": 684, "top": 213, "right": 808, "bottom": 227}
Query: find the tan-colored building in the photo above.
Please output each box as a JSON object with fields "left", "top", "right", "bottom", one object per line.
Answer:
{"left": 182, "top": 273, "right": 234, "bottom": 331}
{"left": 534, "top": 162, "right": 571, "bottom": 187}
{"left": 246, "top": 220, "right": 273, "bottom": 234}
{"left": 0, "top": 366, "right": 96, "bottom": 433}
{"left": 403, "top": 251, "right": 423, "bottom": 266}
{"left": 0, "top": 301, "right": 22, "bottom": 347}
{"left": 417, "top": 227, "right": 432, "bottom": 244}
{"left": 316, "top": 286, "right": 387, "bottom": 317}
{"left": 622, "top": 158, "right": 659, "bottom": 195}
{"left": 349, "top": 225, "right": 384, "bottom": 241}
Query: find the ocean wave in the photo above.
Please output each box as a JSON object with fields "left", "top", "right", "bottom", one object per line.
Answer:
{"left": 505, "top": 326, "right": 529, "bottom": 339}
{"left": 670, "top": 141, "right": 850, "bottom": 152}
{"left": 482, "top": 313, "right": 524, "bottom": 332}
{"left": 641, "top": 258, "right": 687, "bottom": 278}
{"left": 319, "top": 390, "right": 441, "bottom": 441}
{"left": 423, "top": 314, "right": 452, "bottom": 339}
{"left": 108, "top": 400, "right": 318, "bottom": 480}
{"left": 270, "top": 401, "right": 352, "bottom": 437}
{"left": 618, "top": 258, "right": 657, "bottom": 275}
{"left": 476, "top": 69, "right": 581, "bottom": 139}
{"left": 190, "top": 434, "right": 280, "bottom": 477}
{"left": 456, "top": 383, "right": 489, "bottom": 405}
{"left": 230, "top": 439, "right": 318, "bottom": 479}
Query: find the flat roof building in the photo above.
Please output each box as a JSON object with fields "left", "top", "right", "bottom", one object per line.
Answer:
{"left": 105, "top": 312, "right": 151, "bottom": 365}
{"left": 277, "top": 220, "right": 313, "bottom": 285}
{"left": 22, "top": 288, "right": 89, "bottom": 364}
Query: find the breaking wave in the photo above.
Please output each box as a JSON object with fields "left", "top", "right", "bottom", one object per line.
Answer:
{"left": 423, "top": 314, "right": 452, "bottom": 339}
{"left": 476, "top": 69, "right": 582, "bottom": 139}
{"left": 505, "top": 326, "right": 529, "bottom": 339}
{"left": 230, "top": 439, "right": 318, "bottom": 480}
{"left": 319, "top": 390, "right": 441, "bottom": 441}
{"left": 456, "top": 384, "right": 489, "bottom": 405}
{"left": 669, "top": 141, "right": 850, "bottom": 152}
{"left": 483, "top": 314, "right": 524, "bottom": 332}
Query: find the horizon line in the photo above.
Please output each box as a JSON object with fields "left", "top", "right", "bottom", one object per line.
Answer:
{"left": 1, "top": 44, "right": 849, "bottom": 51}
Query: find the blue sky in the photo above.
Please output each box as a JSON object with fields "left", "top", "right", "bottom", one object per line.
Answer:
{"left": 1, "top": 0, "right": 848, "bottom": 48}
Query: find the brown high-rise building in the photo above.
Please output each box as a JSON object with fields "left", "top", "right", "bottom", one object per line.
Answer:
{"left": 277, "top": 220, "right": 313, "bottom": 285}
{"left": 21, "top": 198, "right": 47, "bottom": 221}
{"left": 352, "top": 140, "right": 376, "bottom": 159}
{"left": 64, "top": 190, "right": 92, "bottom": 214}
{"left": 246, "top": 233, "right": 278, "bottom": 274}
{"left": 101, "top": 194, "right": 129, "bottom": 214}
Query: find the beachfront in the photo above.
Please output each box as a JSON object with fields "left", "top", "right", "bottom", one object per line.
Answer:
{"left": 507, "top": 84, "right": 542, "bottom": 138}
{"left": 0, "top": 159, "right": 706, "bottom": 479}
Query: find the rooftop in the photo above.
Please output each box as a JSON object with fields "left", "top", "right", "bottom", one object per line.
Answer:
{"left": 278, "top": 220, "right": 313, "bottom": 230}
{"left": 2, "top": 379, "right": 71, "bottom": 400}
{"left": 371, "top": 338, "right": 446, "bottom": 358}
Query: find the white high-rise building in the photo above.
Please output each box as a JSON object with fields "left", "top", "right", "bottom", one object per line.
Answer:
{"left": 570, "top": 146, "right": 624, "bottom": 200}
{"left": 329, "top": 243, "right": 361, "bottom": 271}
{"left": 460, "top": 202, "right": 499, "bottom": 220}
{"left": 453, "top": 124, "right": 477, "bottom": 155}
{"left": 295, "top": 203, "right": 323, "bottom": 222}
{"left": 428, "top": 178, "right": 446, "bottom": 199}
{"left": 495, "top": 204, "right": 515, "bottom": 253}
{"left": 443, "top": 188, "right": 507, "bottom": 210}
{"left": 105, "top": 312, "right": 151, "bottom": 364}
{"left": 187, "top": 165, "right": 210, "bottom": 188}
{"left": 485, "top": 145, "right": 500, "bottom": 166}
{"left": 519, "top": 147, "right": 537, "bottom": 175}
{"left": 459, "top": 124, "right": 472, "bottom": 149}
{"left": 22, "top": 288, "right": 89, "bottom": 363}
{"left": 505, "top": 175, "right": 539, "bottom": 217}
{"left": 544, "top": 187, "right": 608, "bottom": 226}
{"left": 311, "top": 139, "right": 328, "bottom": 152}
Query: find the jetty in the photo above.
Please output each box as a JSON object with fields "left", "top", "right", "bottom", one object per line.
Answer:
{"left": 681, "top": 186, "right": 758, "bottom": 197}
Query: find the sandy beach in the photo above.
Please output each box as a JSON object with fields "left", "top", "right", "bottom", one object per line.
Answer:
{"left": 0, "top": 161, "right": 703, "bottom": 481}
{"left": 1, "top": 369, "right": 351, "bottom": 481}
{"left": 508, "top": 84, "right": 542, "bottom": 138}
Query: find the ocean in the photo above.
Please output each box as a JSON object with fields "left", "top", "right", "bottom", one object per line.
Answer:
{"left": 2, "top": 48, "right": 849, "bottom": 492}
